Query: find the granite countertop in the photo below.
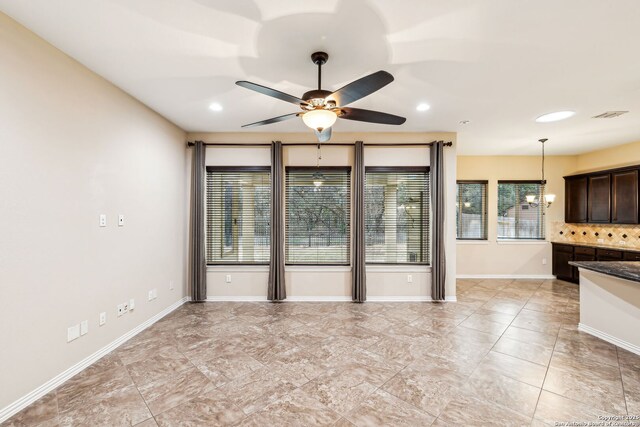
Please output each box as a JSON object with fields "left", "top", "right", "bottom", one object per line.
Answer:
{"left": 551, "top": 241, "right": 640, "bottom": 253}
{"left": 569, "top": 261, "right": 640, "bottom": 283}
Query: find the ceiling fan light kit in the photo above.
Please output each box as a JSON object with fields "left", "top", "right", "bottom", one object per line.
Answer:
{"left": 302, "top": 109, "right": 337, "bottom": 132}
{"left": 235, "top": 51, "right": 406, "bottom": 142}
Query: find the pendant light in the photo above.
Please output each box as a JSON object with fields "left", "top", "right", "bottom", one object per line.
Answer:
{"left": 526, "top": 138, "right": 556, "bottom": 208}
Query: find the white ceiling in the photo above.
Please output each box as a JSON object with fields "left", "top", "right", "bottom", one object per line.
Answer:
{"left": 2, "top": 0, "right": 640, "bottom": 155}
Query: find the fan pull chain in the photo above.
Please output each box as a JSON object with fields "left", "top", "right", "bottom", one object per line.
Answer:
{"left": 317, "top": 143, "right": 322, "bottom": 167}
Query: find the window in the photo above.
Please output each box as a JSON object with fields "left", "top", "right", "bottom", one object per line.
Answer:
{"left": 365, "top": 168, "right": 430, "bottom": 264}
{"left": 497, "top": 181, "right": 545, "bottom": 240}
{"left": 206, "top": 167, "right": 271, "bottom": 264}
{"left": 286, "top": 167, "right": 351, "bottom": 265}
{"left": 456, "top": 181, "right": 488, "bottom": 240}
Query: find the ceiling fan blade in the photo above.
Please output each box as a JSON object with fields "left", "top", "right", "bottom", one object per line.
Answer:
{"left": 236, "top": 81, "right": 307, "bottom": 107}
{"left": 327, "top": 71, "right": 394, "bottom": 107}
{"left": 314, "top": 127, "right": 332, "bottom": 143}
{"left": 339, "top": 107, "right": 406, "bottom": 125}
{"left": 241, "top": 112, "right": 299, "bottom": 128}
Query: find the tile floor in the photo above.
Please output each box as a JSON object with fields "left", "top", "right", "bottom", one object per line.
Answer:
{"left": 3, "top": 279, "right": 640, "bottom": 426}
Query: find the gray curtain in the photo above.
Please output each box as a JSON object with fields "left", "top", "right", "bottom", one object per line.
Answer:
{"left": 190, "top": 141, "right": 207, "bottom": 302}
{"left": 430, "top": 141, "right": 446, "bottom": 301}
{"left": 352, "top": 141, "right": 366, "bottom": 302}
{"left": 268, "top": 141, "right": 286, "bottom": 301}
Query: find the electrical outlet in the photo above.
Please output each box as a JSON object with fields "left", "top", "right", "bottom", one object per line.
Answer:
{"left": 407, "top": 274, "right": 413, "bottom": 283}
{"left": 99, "top": 312, "right": 106, "bottom": 326}
{"left": 123, "top": 302, "right": 129, "bottom": 313}
{"left": 542, "top": 258, "right": 547, "bottom": 265}
{"left": 225, "top": 274, "right": 232, "bottom": 283}
{"left": 67, "top": 324, "right": 80, "bottom": 342}
{"left": 129, "top": 298, "right": 135, "bottom": 310}
{"left": 118, "top": 214, "right": 124, "bottom": 226}
{"left": 80, "top": 320, "right": 88, "bottom": 336}
{"left": 597, "top": 238, "right": 604, "bottom": 243}
{"left": 99, "top": 214, "right": 107, "bottom": 227}
{"left": 619, "top": 241, "right": 626, "bottom": 245}
{"left": 169, "top": 280, "right": 174, "bottom": 290}
{"left": 117, "top": 304, "right": 125, "bottom": 317}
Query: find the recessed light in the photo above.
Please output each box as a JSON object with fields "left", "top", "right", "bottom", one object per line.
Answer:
{"left": 535, "top": 111, "right": 575, "bottom": 123}
{"left": 416, "top": 103, "right": 430, "bottom": 112}
{"left": 209, "top": 102, "right": 223, "bottom": 112}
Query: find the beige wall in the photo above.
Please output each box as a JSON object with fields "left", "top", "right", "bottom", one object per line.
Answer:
{"left": 456, "top": 156, "right": 577, "bottom": 277}
{"left": 191, "top": 132, "right": 457, "bottom": 300}
{"left": 575, "top": 140, "right": 640, "bottom": 173}
{"left": 0, "top": 13, "right": 188, "bottom": 412}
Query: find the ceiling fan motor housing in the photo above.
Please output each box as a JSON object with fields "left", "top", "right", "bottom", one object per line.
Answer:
{"left": 302, "top": 89, "right": 333, "bottom": 107}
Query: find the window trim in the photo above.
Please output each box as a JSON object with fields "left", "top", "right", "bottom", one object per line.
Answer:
{"left": 206, "top": 166, "right": 271, "bottom": 173}
{"left": 205, "top": 165, "right": 272, "bottom": 266}
{"left": 456, "top": 180, "right": 488, "bottom": 241}
{"left": 496, "top": 180, "right": 546, "bottom": 241}
{"left": 364, "top": 166, "right": 431, "bottom": 265}
{"left": 365, "top": 166, "right": 431, "bottom": 173}
{"left": 285, "top": 166, "right": 352, "bottom": 266}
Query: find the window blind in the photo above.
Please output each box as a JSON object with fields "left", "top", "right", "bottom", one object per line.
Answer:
{"left": 456, "top": 181, "right": 488, "bottom": 240}
{"left": 365, "top": 168, "right": 430, "bottom": 264}
{"left": 497, "top": 181, "right": 545, "bottom": 240}
{"left": 285, "top": 167, "right": 351, "bottom": 265}
{"left": 206, "top": 167, "right": 271, "bottom": 264}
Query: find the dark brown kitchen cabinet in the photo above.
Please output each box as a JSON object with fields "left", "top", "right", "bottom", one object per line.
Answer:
{"left": 623, "top": 251, "right": 640, "bottom": 261}
{"left": 588, "top": 174, "right": 611, "bottom": 223}
{"left": 596, "top": 248, "right": 623, "bottom": 261}
{"left": 565, "top": 176, "right": 588, "bottom": 223}
{"left": 564, "top": 165, "right": 640, "bottom": 224}
{"left": 552, "top": 244, "right": 575, "bottom": 282}
{"left": 552, "top": 243, "right": 639, "bottom": 284}
{"left": 612, "top": 170, "right": 639, "bottom": 224}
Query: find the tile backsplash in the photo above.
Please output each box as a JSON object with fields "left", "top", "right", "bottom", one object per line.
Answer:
{"left": 551, "top": 221, "right": 640, "bottom": 249}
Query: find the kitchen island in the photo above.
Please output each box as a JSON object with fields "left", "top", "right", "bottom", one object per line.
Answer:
{"left": 569, "top": 260, "right": 640, "bottom": 355}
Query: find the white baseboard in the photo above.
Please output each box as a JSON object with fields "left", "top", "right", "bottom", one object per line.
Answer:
{"left": 578, "top": 323, "right": 640, "bottom": 356}
{"left": 0, "top": 296, "right": 190, "bottom": 424}
{"left": 456, "top": 274, "right": 555, "bottom": 280}
{"left": 359, "top": 296, "right": 457, "bottom": 302}
{"left": 206, "top": 296, "right": 268, "bottom": 302}
{"left": 206, "top": 295, "right": 455, "bottom": 302}
{"left": 285, "top": 296, "right": 352, "bottom": 302}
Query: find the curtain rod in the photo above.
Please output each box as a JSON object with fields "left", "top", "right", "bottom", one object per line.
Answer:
{"left": 186, "top": 140, "right": 453, "bottom": 148}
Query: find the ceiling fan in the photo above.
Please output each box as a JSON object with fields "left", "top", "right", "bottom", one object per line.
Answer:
{"left": 235, "top": 52, "right": 406, "bottom": 142}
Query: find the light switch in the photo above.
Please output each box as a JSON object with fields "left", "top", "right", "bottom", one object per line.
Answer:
{"left": 129, "top": 298, "right": 135, "bottom": 310}
{"left": 118, "top": 215, "right": 124, "bottom": 227}
{"left": 99, "top": 214, "right": 107, "bottom": 227}
{"left": 80, "top": 320, "right": 88, "bottom": 336}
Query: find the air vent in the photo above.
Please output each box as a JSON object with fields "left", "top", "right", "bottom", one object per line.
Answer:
{"left": 592, "top": 111, "right": 629, "bottom": 119}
